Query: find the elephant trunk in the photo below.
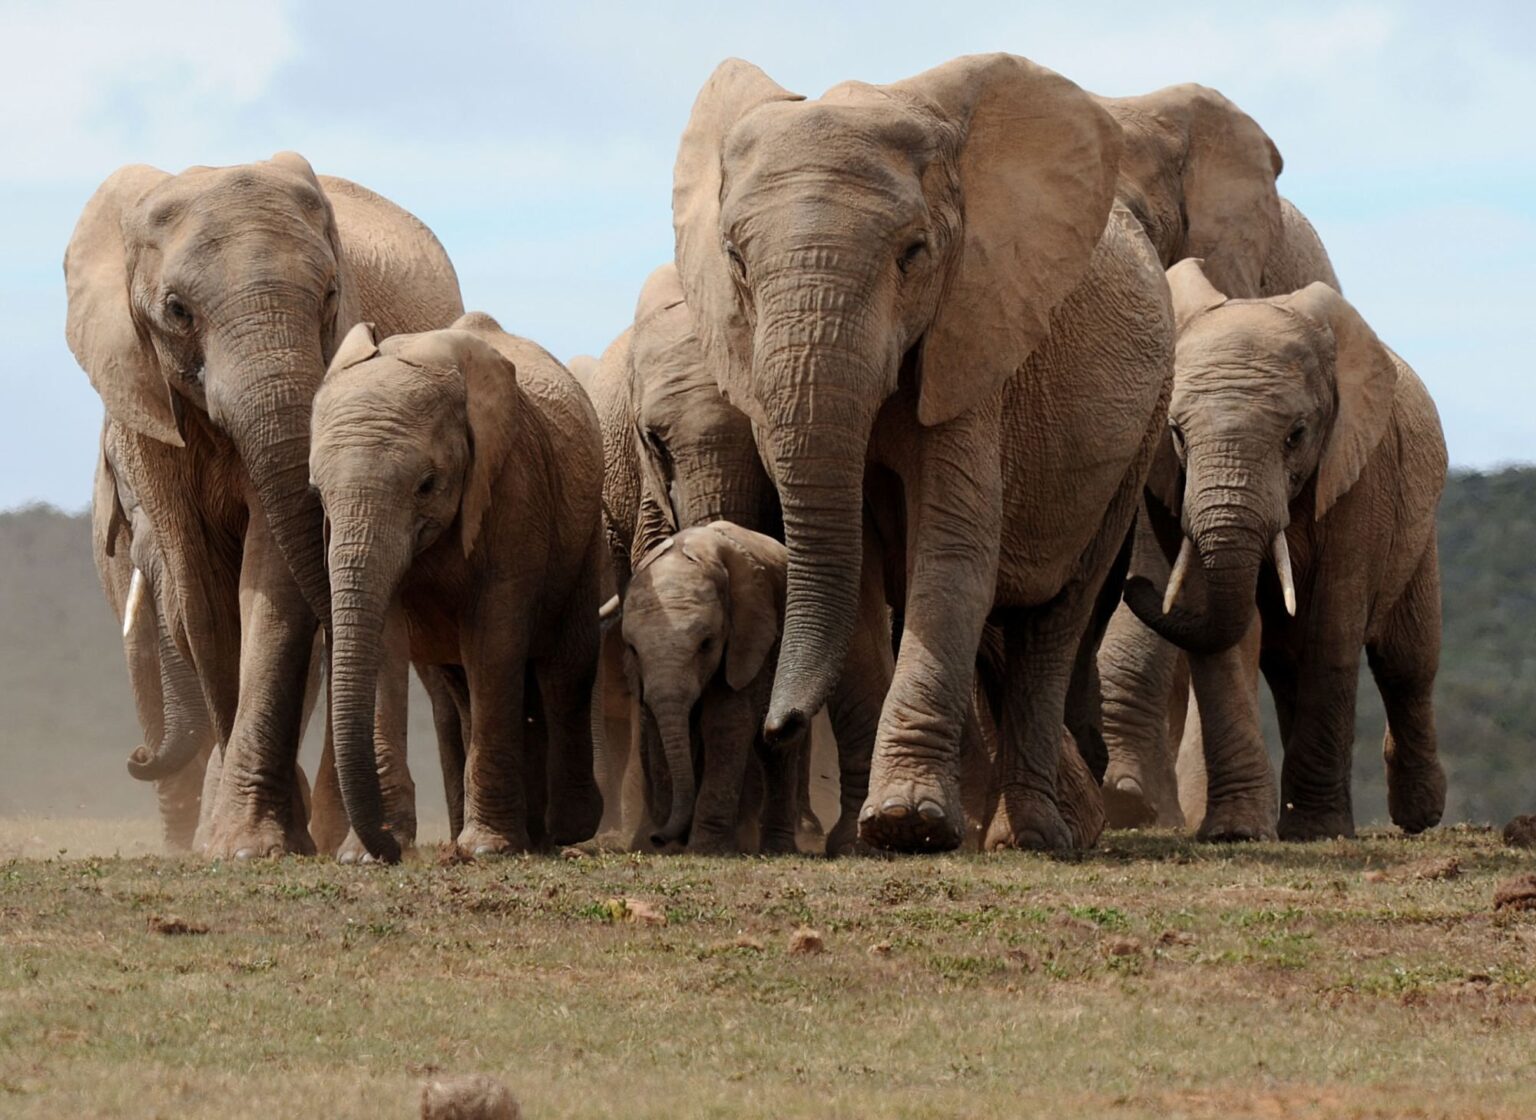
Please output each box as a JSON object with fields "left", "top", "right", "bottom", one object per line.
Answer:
{"left": 126, "top": 581, "right": 214, "bottom": 781}
{"left": 205, "top": 303, "right": 332, "bottom": 626}
{"left": 1126, "top": 482, "right": 1266, "bottom": 655}
{"left": 648, "top": 697, "right": 698, "bottom": 846}
{"left": 325, "top": 504, "right": 410, "bottom": 863}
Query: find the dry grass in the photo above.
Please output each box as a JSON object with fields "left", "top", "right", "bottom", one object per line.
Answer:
{"left": 2, "top": 823, "right": 1535, "bottom": 1118}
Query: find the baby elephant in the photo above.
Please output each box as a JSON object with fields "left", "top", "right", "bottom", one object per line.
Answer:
{"left": 311, "top": 313, "right": 605, "bottom": 861}
{"left": 1125, "top": 260, "right": 1447, "bottom": 841}
{"left": 621, "top": 522, "right": 883, "bottom": 855}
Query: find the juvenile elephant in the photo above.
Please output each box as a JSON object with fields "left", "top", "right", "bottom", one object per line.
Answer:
{"left": 1091, "top": 82, "right": 1343, "bottom": 827}
{"left": 310, "top": 314, "right": 605, "bottom": 860}
{"left": 1123, "top": 260, "right": 1447, "bottom": 840}
{"left": 673, "top": 53, "right": 1173, "bottom": 851}
{"left": 65, "top": 153, "right": 463, "bottom": 858}
{"left": 622, "top": 523, "right": 885, "bottom": 855}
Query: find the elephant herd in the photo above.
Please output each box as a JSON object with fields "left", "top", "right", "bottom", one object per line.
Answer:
{"left": 71, "top": 52, "right": 1449, "bottom": 863}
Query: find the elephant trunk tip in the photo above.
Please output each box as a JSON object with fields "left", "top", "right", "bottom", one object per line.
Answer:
{"left": 763, "top": 703, "right": 809, "bottom": 748}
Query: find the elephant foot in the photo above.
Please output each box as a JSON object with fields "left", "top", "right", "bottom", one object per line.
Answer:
{"left": 203, "top": 813, "right": 312, "bottom": 861}
{"left": 546, "top": 781, "right": 604, "bottom": 848}
{"left": 1197, "top": 795, "right": 1277, "bottom": 843}
{"left": 456, "top": 822, "right": 531, "bottom": 859}
{"left": 983, "top": 785, "right": 1073, "bottom": 852}
{"left": 1277, "top": 803, "right": 1355, "bottom": 842}
{"left": 1386, "top": 758, "right": 1446, "bottom": 835}
{"left": 825, "top": 811, "right": 867, "bottom": 858}
{"left": 857, "top": 772, "right": 962, "bottom": 854}
{"left": 1101, "top": 774, "right": 1158, "bottom": 829}
{"left": 757, "top": 827, "right": 799, "bottom": 856}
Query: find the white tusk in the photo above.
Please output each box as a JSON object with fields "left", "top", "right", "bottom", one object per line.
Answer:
{"left": 123, "top": 567, "right": 146, "bottom": 638}
{"left": 598, "top": 593, "right": 620, "bottom": 621}
{"left": 1272, "top": 531, "right": 1297, "bottom": 617}
{"left": 1163, "top": 537, "right": 1194, "bottom": 614}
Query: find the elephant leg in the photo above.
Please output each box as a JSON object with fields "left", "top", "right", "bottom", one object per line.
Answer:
{"left": 202, "top": 506, "right": 318, "bottom": 859}
{"left": 1056, "top": 728, "right": 1106, "bottom": 850}
{"left": 1099, "top": 600, "right": 1185, "bottom": 828}
{"left": 192, "top": 745, "right": 222, "bottom": 853}
{"left": 335, "top": 604, "right": 416, "bottom": 863}
{"left": 757, "top": 736, "right": 803, "bottom": 856}
{"left": 537, "top": 575, "right": 604, "bottom": 847}
{"left": 1368, "top": 542, "right": 1445, "bottom": 834}
{"left": 458, "top": 599, "right": 532, "bottom": 857}
{"left": 1188, "top": 613, "right": 1276, "bottom": 841}
{"left": 689, "top": 690, "right": 757, "bottom": 855}
{"left": 155, "top": 745, "right": 212, "bottom": 852}
{"left": 522, "top": 680, "right": 550, "bottom": 851}
{"left": 420, "top": 664, "right": 468, "bottom": 841}
{"left": 1173, "top": 678, "right": 1207, "bottom": 832}
{"left": 1278, "top": 650, "right": 1364, "bottom": 842}
{"left": 309, "top": 725, "right": 348, "bottom": 856}
{"left": 861, "top": 407, "right": 1001, "bottom": 853}
{"left": 1064, "top": 531, "right": 1130, "bottom": 784}
{"left": 593, "top": 626, "right": 631, "bottom": 836}
{"left": 795, "top": 730, "right": 824, "bottom": 848}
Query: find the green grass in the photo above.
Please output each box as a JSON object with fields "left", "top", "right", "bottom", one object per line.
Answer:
{"left": 2, "top": 822, "right": 1535, "bottom": 1118}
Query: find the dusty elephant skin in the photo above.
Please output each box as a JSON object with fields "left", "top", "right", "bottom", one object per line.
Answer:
{"left": 672, "top": 53, "right": 1173, "bottom": 852}
{"left": 64, "top": 154, "right": 464, "bottom": 859}
{"left": 621, "top": 523, "right": 885, "bottom": 856}
{"left": 310, "top": 314, "right": 606, "bottom": 861}
{"left": 1124, "top": 260, "right": 1447, "bottom": 842}
{"left": 1089, "top": 81, "right": 1343, "bottom": 831}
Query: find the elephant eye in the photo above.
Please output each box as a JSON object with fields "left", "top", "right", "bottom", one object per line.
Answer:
{"left": 416, "top": 471, "right": 438, "bottom": 498}
{"left": 699, "top": 636, "right": 714, "bottom": 654}
{"left": 897, "top": 239, "right": 927, "bottom": 274}
{"left": 723, "top": 240, "right": 747, "bottom": 283}
{"left": 164, "top": 294, "right": 193, "bottom": 328}
{"left": 1285, "top": 422, "right": 1307, "bottom": 450}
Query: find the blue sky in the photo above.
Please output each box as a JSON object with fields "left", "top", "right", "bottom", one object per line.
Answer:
{"left": 2, "top": 0, "right": 1532, "bottom": 509}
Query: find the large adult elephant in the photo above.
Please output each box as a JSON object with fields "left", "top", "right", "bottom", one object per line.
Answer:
{"left": 672, "top": 54, "right": 1174, "bottom": 851}
{"left": 65, "top": 153, "right": 463, "bottom": 858}
{"left": 1090, "top": 84, "right": 1343, "bottom": 829}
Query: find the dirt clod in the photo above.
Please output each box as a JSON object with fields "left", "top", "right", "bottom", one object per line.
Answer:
{"left": 1157, "top": 930, "right": 1197, "bottom": 947}
{"left": 1410, "top": 857, "right": 1460, "bottom": 881}
{"left": 1105, "top": 936, "right": 1143, "bottom": 958}
{"left": 146, "top": 915, "right": 207, "bottom": 936}
{"left": 420, "top": 1073, "right": 521, "bottom": 1119}
{"left": 1502, "top": 815, "right": 1536, "bottom": 849}
{"left": 621, "top": 898, "right": 667, "bottom": 926}
{"left": 1492, "top": 874, "right": 1536, "bottom": 912}
{"left": 789, "top": 926, "right": 824, "bottom": 955}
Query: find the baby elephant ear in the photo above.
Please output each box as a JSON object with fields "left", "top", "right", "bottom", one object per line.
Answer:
{"left": 709, "top": 522, "right": 787, "bottom": 691}
{"left": 328, "top": 321, "right": 378, "bottom": 374}
{"left": 1165, "top": 259, "right": 1228, "bottom": 333}
{"left": 1281, "top": 283, "right": 1399, "bottom": 519}
{"left": 450, "top": 324, "right": 519, "bottom": 559}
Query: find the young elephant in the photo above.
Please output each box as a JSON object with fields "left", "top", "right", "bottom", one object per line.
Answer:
{"left": 310, "top": 313, "right": 605, "bottom": 861}
{"left": 1124, "top": 260, "right": 1447, "bottom": 840}
{"left": 621, "top": 523, "right": 882, "bottom": 855}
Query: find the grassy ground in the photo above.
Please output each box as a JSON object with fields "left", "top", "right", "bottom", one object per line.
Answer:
{"left": 2, "top": 821, "right": 1534, "bottom": 1119}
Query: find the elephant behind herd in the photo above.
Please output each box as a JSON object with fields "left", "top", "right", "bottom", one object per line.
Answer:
{"left": 71, "top": 52, "right": 1450, "bottom": 860}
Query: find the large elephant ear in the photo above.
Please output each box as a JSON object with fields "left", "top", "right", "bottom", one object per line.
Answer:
{"left": 1173, "top": 85, "right": 1284, "bottom": 298}
{"left": 1281, "top": 283, "right": 1398, "bottom": 519}
{"left": 892, "top": 53, "right": 1120, "bottom": 426}
{"left": 1166, "top": 258, "right": 1228, "bottom": 333}
{"left": 706, "top": 521, "right": 787, "bottom": 691}
{"left": 446, "top": 315, "right": 520, "bottom": 558}
{"left": 673, "top": 59, "right": 803, "bottom": 414}
{"left": 634, "top": 262, "right": 686, "bottom": 322}
{"left": 64, "top": 164, "right": 182, "bottom": 446}
{"left": 327, "top": 321, "right": 379, "bottom": 374}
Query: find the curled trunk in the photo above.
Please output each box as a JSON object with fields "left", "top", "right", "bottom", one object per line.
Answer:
{"left": 127, "top": 593, "right": 215, "bottom": 781}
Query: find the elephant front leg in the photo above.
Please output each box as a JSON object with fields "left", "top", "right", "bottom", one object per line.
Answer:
{"left": 202, "top": 507, "right": 318, "bottom": 860}
{"left": 458, "top": 597, "right": 533, "bottom": 857}
{"left": 1187, "top": 616, "right": 1277, "bottom": 842}
{"left": 1098, "top": 599, "right": 1186, "bottom": 828}
{"left": 689, "top": 689, "right": 758, "bottom": 855}
{"left": 155, "top": 745, "right": 213, "bottom": 852}
{"left": 860, "top": 409, "right": 1001, "bottom": 853}
{"left": 537, "top": 561, "right": 605, "bottom": 846}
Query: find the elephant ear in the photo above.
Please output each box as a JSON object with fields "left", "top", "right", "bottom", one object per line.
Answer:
{"left": 1281, "top": 283, "right": 1399, "bottom": 519}
{"left": 1173, "top": 85, "right": 1284, "bottom": 298}
{"left": 892, "top": 53, "right": 1121, "bottom": 426}
{"left": 1166, "top": 258, "right": 1228, "bottom": 333}
{"left": 673, "top": 59, "right": 803, "bottom": 415}
{"left": 447, "top": 316, "right": 520, "bottom": 558}
{"left": 707, "top": 521, "right": 787, "bottom": 691}
{"left": 93, "top": 433, "right": 130, "bottom": 563}
{"left": 64, "top": 164, "right": 183, "bottom": 446}
{"left": 634, "top": 262, "right": 686, "bottom": 323}
{"left": 327, "top": 321, "right": 379, "bottom": 374}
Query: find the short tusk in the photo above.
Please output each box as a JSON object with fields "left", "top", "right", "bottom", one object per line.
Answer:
{"left": 123, "top": 567, "right": 146, "bottom": 638}
{"left": 598, "top": 593, "right": 620, "bottom": 621}
{"left": 1272, "top": 531, "right": 1296, "bottom": 617}
{"left": 1163, "top": 537, "right": 1194, "bottom": 614}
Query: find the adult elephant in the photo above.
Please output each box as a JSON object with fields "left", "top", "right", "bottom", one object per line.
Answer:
{"left": 673, "top": 54, "right": 1174, "bottom": 851}
{"left": 1090, "top": 83, "right": 1343, "bottom": 828}
{"left": 65, "top": 153, "right": 463, "bottom": 858}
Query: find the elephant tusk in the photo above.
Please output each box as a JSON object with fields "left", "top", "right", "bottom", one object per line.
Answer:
{"left": 123, "top": 567, "right": 146, "bottom": 639}
{"left": 598, "top": 593, "right": 620, "bottom": 621}
{"left": 1272, "top": 531, "right": 1297, "bottom": 617}
{"left": 1162, "top": 537, "right": 1194, "bottom": 614}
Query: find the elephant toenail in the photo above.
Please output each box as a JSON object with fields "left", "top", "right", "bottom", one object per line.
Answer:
{"left": 338, "top": 851, "right": 357, "bottom": 865}
{"left": 859, "top": 805, "right": 876, "bottom": 822}
{"left": 917, "top": 800, "right": 945, "bottom": 823}
{"left": 880, "top": 799, "right": 911, "bottom": 820}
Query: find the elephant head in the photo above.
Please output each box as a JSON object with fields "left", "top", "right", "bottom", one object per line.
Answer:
{"left": 1125, "top": 260, "right": 1399, "bottom": 652}
{"left": 673, "top": 54, "right": 1120, "bottom": 738}
{"left": 621, "top": 522, "right": 785, "bottom": 846}
{"left": 1098, "top": 84, "right": 1284, "bottom": 297}
{"left": 629, "top": 263, "right": 776, "bottom": 543}
{"left": 65, "top": 153, "right": 364, "bottom": 624}
{"left": 310, "top": 313, "right": 519, "bottom": 860}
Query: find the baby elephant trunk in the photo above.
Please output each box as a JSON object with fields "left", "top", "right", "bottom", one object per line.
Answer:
{"left": 649, "top": 699, "right": 696, "bottom": 847}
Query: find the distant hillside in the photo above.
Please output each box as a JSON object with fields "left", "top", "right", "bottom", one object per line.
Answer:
{"left": 1, "top": 467, "right": 1533, "bottom": 825}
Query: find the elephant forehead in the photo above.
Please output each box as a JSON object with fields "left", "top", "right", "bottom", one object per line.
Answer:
{"left": 725, "top": 97, "right": 940, "bottom": 182}
{"left": 138, "top": 163, "right": 325, "bottom": 235}
{"left": 379, "top": 329, "right": 483, "bottom": 373}
{"left": 1178, "top": 304, "right": 1319, "bottom": 377}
